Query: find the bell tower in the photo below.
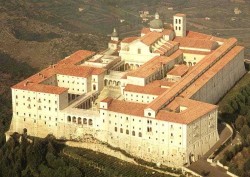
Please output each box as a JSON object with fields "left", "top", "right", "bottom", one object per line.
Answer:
{"left": 173, "top": 14, "right": 186, "bottom": 37}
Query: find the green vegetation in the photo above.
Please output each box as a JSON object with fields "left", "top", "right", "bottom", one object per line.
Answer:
{"left": 0, "top": 134, "right": 83, "bottom": 177}
{"left": 219, "top": 73, "right": 250, "bottom": 176}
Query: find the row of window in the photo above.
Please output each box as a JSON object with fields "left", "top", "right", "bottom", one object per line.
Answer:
{"left": 106, "top": 114, "right": 183, "bottom": 129}
{"left": 175, "top": 26, "right": 182, "bottom": 31}
{"left": 58, "top": 80, "right": 84, "bottom": 85}
{"left": 175, "top": 19, "right": 182, "bottom": 24}
{"left": 23, "top": 118, "right": 58, "bottom": 126}
{"left": 125, "top": 93, "right": 154, "bottom": 99}
{"left": 114, "top": 127, "right": 142, "bottom": 137}
{"left": 16, "top": 96, "right": 57, "bottom": 104}
{"left": 125, "top": 98, "right": 151, "bottom": 103}
{"left": 67, "top": 116, "right": 93, "bottom": 126}
{"left": 16, "top": 103, "right": 58, "bottom": 111}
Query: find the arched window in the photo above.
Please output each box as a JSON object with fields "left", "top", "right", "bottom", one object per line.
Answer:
{"left": 179, "top": 19, "right": 181, "bottom": 24}
{"left": 120, "top": 128, "right": 123, "bottom": 133}
{"left": 72, "top": 116, "right": 76, "bottom": 123}
{"left": 115, "top": 127, "right": 117, "bottom": 132}
{"left": 104, "top": 79, "right": 108, "bottom": 86}
{"left": 132, "top": 131, "right": 135, "bottom": 136}
{"left": 138, "top": 48, "right": 141, "bottom": 54}
{"left": 93, "top": 84, "right": 96, "bottom": 90}
{"left": 83, "top": 118, "right": 87, "bottom": 124}
{"left": 78, "top": 117, "right": 82, "bottom": 124}
{"left": 126, "top": 130, "right": 129, "bottom": 135}
{"left": 88, "top": 119, "right": 93, "bottom": 126}
{"left": 139, "top": 132, "right": 142, "bottom": 137}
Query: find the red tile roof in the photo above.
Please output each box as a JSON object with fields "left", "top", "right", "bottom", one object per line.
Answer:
{"left": 186, "top": 31, "right": 212, "bottom": 40}
{"left": 127, "top": 50, "right": 183, "bottom": 78}
{"left": 181, "top": 49, "right": 213, "bottom": 55}
{"left": 100, "top": 97, "right": 217, "bottom": 125}
{"left": 101, "top": 99, "right": 147, "bottom": 117}
{"left": 156, "top": 97, "right": 218, "bottom": 124}
{"left": 12, "top": 50, "right": 106, "bottom": 94}
{"left": 121, "top": 37, "right": 138, "bottom": 43}
{"left": 174, "top": 37, "right": 218, "bottom": 50}
{"left": 140, "top": 32, "right": 163, "bottom": 46}
{"left": 57, "top": 50, "right": 95, "bottom": 65}
{"left": 181, "top": 46, "right": 244, "bottom": 98}
{"left": 124, "top": 84, "right": 167, "bottom": 95}
{"left": 146, "top": 38, "right": 237, "bottom": 112}
{"left": 167, "top": 64, "right": 189, "bottom": 77}
{"left": 141, "top": 28, "right": 151, "bottom": 35}
{"left": 175, "top": 13, "right": 186, "bottom": 17}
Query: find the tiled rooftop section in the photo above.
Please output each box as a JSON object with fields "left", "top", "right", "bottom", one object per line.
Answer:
{"left": 181, "top": 46, "right": 244, "bottom": 98}
{"left": 181, "top": 49, "right": 213, "bottom": 55}
{"left": 124, "top": 84, "right": 167, "bottom": 95}
{"left": 101, "top": 99, "right": 147, "bottom": 117}
{"left": 101, "top": 97, "right": 217, "bottom": 124}
{"left": 175, "top": 13, "right": 186, "bottom": 17}
{"left": 12, "top": 50, "right": 105, "bottom": 94}
{"left": 57, "top": 50, "right": 95, "bottom": 65}
{"left": 167, "top": 64, "right": 189, "bottom": 77}
{"left": 16, "top": 83, "right": 68, "bottom": 94}
{"left": 156, "top": 97, "right": 218, "bottom": 124}
{"left": 186, "top": 31, "right": 212, "bottom": 40}
{"left": 148, "top": 80, "right": 175, "bottom": 88}
{"left": 146, "top": 38, "right": 237, "bottom": 112}
{"left": 140, "top": 32, "right": 163, "bottom": 46}
{"left": 100, "top": 97, "right": 113, "bottom": 106}
{"left": 121, "top": 37, "right": 139, "bottom": 43}
{"left": 154, "top": 41, "right": 179, "bottom": 55}
{"left": 127, "top": 50, "right": 183, "bottom": 78}
{"left": 174, "top": 37, "right": 218, "bottom": 50}
{"left": 141, "top": 28, "right": 151, "bottom": 35}
{"left": 186, "top": 31, "right": 226, "bottom": 43}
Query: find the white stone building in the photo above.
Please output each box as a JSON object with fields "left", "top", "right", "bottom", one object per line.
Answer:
{"left": 9, "top": 13, "right": 246, "bottom": 167}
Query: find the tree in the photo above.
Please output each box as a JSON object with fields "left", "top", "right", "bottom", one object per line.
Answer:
{"left": 244, "top": 158, "right": 250, "bottom": 173}
{"left": 0, "top": 133, "right": 6, "bottom": 148}
{"left": 239, "top": 102, "right": 247, "bottom": 115}
{"left": 221, "top": 104, "right": 234, "bottom": 114}
{"left": 240, "top": 125, "right": 250, "bottom": 143}
{"left": 241, "top": 89, "right": 249, "bottom": 97}
{"left": 230, "top": 99, "right": 238, "bottom": 112}
{"left": 66, "top": 166, "right": 82, "bottom": 177}
{"left": 235, "top": 116, "right": 248, "bottom": 131}
{"left": 237, "top": 93, "right": 246, "bottom": 103}
{"left": 224, "top": 150, "right": 234, "bottom": 161}
{"left": 246, "top": 96, "right": 250, "bottom": 106}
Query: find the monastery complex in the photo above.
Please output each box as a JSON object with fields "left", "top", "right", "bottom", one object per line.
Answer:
{"left": 10, "top": 13, "right": 246, "bottom": 167}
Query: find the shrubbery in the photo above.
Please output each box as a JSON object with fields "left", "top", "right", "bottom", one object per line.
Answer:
{"left": 219, "top": 76, "right": 250, "bottom": 176}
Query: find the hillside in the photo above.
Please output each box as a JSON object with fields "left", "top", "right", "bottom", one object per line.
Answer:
{"left": 0, "top": 0, "right": 111, "bottom": 69}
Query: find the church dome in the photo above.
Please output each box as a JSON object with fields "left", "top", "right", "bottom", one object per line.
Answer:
{"left": 149, "top": 12, "right": 163, "bottom": 29}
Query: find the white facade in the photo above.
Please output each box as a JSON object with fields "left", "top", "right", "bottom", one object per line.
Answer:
{"left": 9, "top": 13, "right": 246, "bottom": 168}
